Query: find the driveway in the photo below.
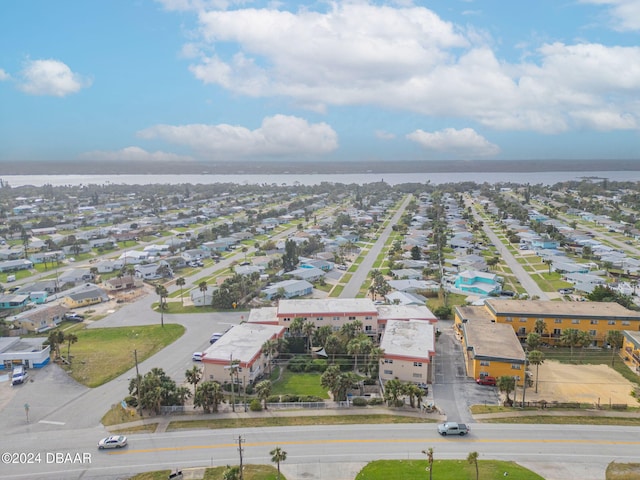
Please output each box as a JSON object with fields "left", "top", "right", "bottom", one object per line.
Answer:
{"left": 432, "top": 320, "right": 499, "bottom": 424}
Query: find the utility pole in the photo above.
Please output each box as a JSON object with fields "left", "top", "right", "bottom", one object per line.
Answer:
{"left": 522, "top": 349, "right": 528, "bottom": 408}
{"left": 134, "top": 349, "right": 142, "bottom": 417}
{"left": 229, "top": 355, "right": 235, "bottom": 412}
{"left": 237, "top": 435, "right": 245, "bottom": 480}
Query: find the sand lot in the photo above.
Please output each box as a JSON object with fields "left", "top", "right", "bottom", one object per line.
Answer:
{"left": 517, "top": 360, "right": 638, "bottom": 406}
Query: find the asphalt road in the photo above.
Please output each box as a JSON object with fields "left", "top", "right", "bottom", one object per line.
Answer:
{"left": 2, "top": 422, "right": 638, "bottom": 480}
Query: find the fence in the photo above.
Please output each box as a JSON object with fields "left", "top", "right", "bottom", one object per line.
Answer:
{"left": 160, "top": 401, "right": 352, "bottom": 415}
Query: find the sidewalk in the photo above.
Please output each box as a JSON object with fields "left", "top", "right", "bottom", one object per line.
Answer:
{"left": 107, "top": 405, "right": 445, "bottom": 433}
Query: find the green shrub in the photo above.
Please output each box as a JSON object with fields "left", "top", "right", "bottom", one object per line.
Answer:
{"left": 281, "top": 394, "right": 300, "bottom": 402}
{"left": 368, "top": 397, "right": 384, "bottom": 406}
{"left": 245, "top": 385, "right": 254, "bottom": 395}
{"left": 299, "top": 395, "right": 323, "bottom": 402}
{"left": 249, "top": 399, "right": 262, "bottom": 411}
{"left": 267, "top": 395, "right": 281, "bottom": 403}
{"left": 351, "top": 397, "right": 367, "bottom": 407}
{"left": 287, "top": 357, "right": 308, "bottom": 372}
{"left": 310, "top": 359, "right": 328, "bottom": 372}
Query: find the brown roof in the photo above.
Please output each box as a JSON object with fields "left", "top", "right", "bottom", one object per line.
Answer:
{"left": 485, "top": 300, "right": 640, "bottom": 320}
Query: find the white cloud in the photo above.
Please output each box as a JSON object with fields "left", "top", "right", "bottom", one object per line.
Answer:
{"left": 18, "top": 59, "right": 91, "bottom": 97}
{"left": 137, "top": 114, "right": 338, "bottom": 157}
{"left": 580, "top": 0, "right": 640, "bottom": 31}
{"left": 375, "top": 130, "right": 396, "bottom": 140}
{"left": 0, "top": 68, "right": 10, "bottom": 81}
{"left": 183, "top": 3, "right": 640, "bottom": 134}
{"left": 406, "top": 128, "right": 500, "bottom": 157}
{"left": 78, "top": 147, "right": 193, "bottom": 163}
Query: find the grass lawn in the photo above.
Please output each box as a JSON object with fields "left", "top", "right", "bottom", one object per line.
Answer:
{"left": 355, "top": 459, "right": 544, "bottom": 480}
{"left": 129, "top": 465, "right": 286, "bottom": 480}
{"left": 271, "top": 370, "right": 329, "bottom": 398}
{"left": 59, "top": 324, "right": 184, "bottom": 387}
{"left": 167, "top": 414, "right": 432, "bottom": 431}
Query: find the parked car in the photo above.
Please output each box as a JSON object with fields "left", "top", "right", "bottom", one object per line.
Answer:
{"left": 476, "top": 376, "right": 497, "bottom": 386}
{"left": 437, "top": 422, "right": 469, "bottom": 436}
{"left": 209, "top": 332, "right": 223, "bottom": 344}
{"left": 97, "top": 435, "right": 128, "bottom": 449}
{"left": 11, "top": 365, "right": 27, "bottom": 385}
{"left": 64, "top": 312, "right": 85, "bottom": 322}
{"left": 192, "top": 352, "right": 203, "bottom": 361}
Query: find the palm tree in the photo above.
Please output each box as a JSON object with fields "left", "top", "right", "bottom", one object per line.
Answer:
{"left": 255, "top": 380, "right": 272, "bottom": 409}
{"left": 526, "top": 332, "right": 541, "bottom": 351}
{"left": 222, "top": 466, "right": 240, "bottom": 480}
{"left": 47, "top": 329, "right": 65, "bottom": 359}
{"left": 605, "top": 330, "right": 624, "bottom": 367}
{"left": 497, "top": 375, "right": 516, "bottom": 406}
{"left": 347, "top": 336, "right": 367, "bottom": 372}
{"left": 198, "top": 281, "right": 208, "bottom": 302}
{"left": 467, "top": 451, "right": 479, "bottom": 480}
{"left": 527, "top": 350, "right": 545, "bottom": 393}
{"left": 422, "top": 447, "right": 434, "bottom": 480}
{"left": 155, "top": 284, "right": 168, "bottom": 327}
{"left": 65, "top": 332, "right": 78, "bottom": 363}
{"left": 325, "top": 334, "right": 342, "bottom": 363}
{"left": 302, "top": 321, "right": 315, "bottom": 352}
{"left": 261, "top": 339, "right": 278, "bottom": 376}
{"left": 289, "top": 317, "right": 304, "bottom": 337}
{"left": 383, "top": 378, "right": 403, "bottom": 407}
{"left": 543, "top": 258, "right": 553, "bottom": 274}
{"left": 194, "top": 381, "right": 224, "bottom": 413}
{"left": 176, "top": 277, "right": 186, "bottom": 306}
{"left": 185, "top": 365, "right": 202, "bottom": 395}
{"left": 270, "top": 446, "right": 287, "bottom": 480}
{"left": 534, "top": 318, "right": 547, "bottom": 337}
{"left": 560, "top": 328, "right": 583, "bottom": 362}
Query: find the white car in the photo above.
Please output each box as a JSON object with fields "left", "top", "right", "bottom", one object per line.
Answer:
{"left": 192, "top": 352, "right": 203, "bottom": 361}
{"left": 98, "top": 435, "right": 128, "bottom": 449}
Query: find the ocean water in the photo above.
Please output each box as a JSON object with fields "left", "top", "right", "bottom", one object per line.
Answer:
{"left": 2, "top": 170, "right": 640, "bottom": 187}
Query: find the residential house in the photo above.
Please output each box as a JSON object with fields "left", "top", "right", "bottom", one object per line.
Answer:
{"left": 0, "top": 294, "right": 30, "bottom": 309}
{"left": 102, "top": 275, "right": 144, "bottom": 291}
{"left": 60, "top": 283, "right": 109, "bottom": 309}
{"left": 262, "top": 279, "right": 313, "bottom": 300}
{"left": 11, "top": 304, "right": 69, "bottom": 333}
{"left": 453, "top": 270, "right": 501, "bottom": 295}
{"left": 0, "top": 259, "right": 33, "bottom": 273}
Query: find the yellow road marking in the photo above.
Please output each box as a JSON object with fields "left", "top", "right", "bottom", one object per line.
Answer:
{"left": 109, "top": 437, "right": 640, "bottom": 455}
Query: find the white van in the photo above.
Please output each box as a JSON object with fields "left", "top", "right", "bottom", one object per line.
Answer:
{"left": 11, "top": 365, "right": 27, "bottom": 385}
{"left": 6, "top": 274, "right": 16, "bottom": 282}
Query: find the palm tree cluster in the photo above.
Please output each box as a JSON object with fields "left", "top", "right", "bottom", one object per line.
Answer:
{"left": 46, "top": 329, "right": 78, "bottom": 364}
{"left": 128, "top": 367, "right": 191, "bottom": 415}
{"left": 383, "top": 378, "right": 426, "bottom": 408}
{"left": 368, "top": 269, "right": 391, "bottom": 301}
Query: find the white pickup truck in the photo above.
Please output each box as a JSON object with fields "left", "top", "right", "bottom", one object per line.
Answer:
{"left": 437, "top": 422, "right": 469, "bottom": 436}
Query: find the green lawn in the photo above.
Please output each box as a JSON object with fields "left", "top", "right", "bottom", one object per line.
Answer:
{"left": 55, "top": 324, "right": 184, "bottom": 387}
{"left": 355, "top": 459, "right": 544, "bottom": 480}
{"left": 271, "top": 371, "right": 330, "bottom": 398}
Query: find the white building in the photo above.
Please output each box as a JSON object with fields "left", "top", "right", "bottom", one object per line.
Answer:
{"left": 379, "top": 319, "right": 436, "bottom": 385}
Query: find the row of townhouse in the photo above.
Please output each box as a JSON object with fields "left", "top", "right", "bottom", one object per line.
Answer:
{"left": 454, "top": 299, "right": 640, "bottom": 385}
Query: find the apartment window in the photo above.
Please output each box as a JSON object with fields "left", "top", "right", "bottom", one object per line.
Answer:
{"left": 333, "top": 316, "right": 340, "bottom": 321}
{"left": 589, "top": 330, "right": 597, "bottom": 337}
{"left": 348, "top": 316, "right": 356, "bottom": 321}
{"left": 365, "top": 316, "right": 373, "bottom": 320}
{"left": 365, "top": 325, "right": 372, "bottom": 332}
{"left": 590, "top": 319, "right": 598, "bottom": 325}
{"left": 384, "top": 359, "right": 393, "bottom": 364}
{"left": 622, "top": 321, "right": 630, "bottom": 326}
{"left": 316, "top": 317, "right": 323, "bottom": 321}
{"left": 572, "top": 319, "right": 580, "bottom": 324}
{"left": 384, "top": 370, "right": 393, "bottom": 375}
{"left": 608, "top": 320, "right": 616, "bottom": 325}
{"left": 412, "top": 373, "right": 423, "bottom": 378}
{"left": 520, "top": 317, "right": 527, "bottom": 323}
{"left": 283, "top": 317, "right": 291, "bottom": 322}
{"left": 413, "top": 362, "right": 423, "bottom": 367}
{"left": 511, "top": 364, "right": 521, "bottom": 370}
{"left": 555, "top": 318, "right": 562, "bottom": 324}
{"left": 480, "top": 360, "right": 490, "bottom": 366}
{"left": 553, "top": 328, "right": 561, "bottom": 336}
{"left": 505, "top": 317, "right": 513, "bottom": 323}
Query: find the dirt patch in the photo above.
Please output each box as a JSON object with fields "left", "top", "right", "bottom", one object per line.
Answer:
{"left": 519, "top": 360, "right": 637, "bottom": 406}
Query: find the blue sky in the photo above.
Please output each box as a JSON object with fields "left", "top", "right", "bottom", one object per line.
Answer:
{"left": 1, "top": 0, "right": 639, "bottom": 164}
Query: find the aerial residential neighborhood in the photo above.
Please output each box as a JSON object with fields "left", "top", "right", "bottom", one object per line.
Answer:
{"left": 2, "top": 178, "right": 640, "bottom": 479}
